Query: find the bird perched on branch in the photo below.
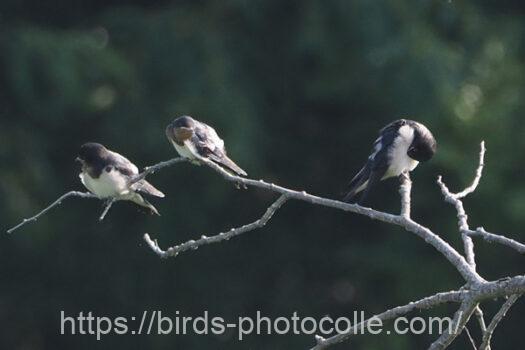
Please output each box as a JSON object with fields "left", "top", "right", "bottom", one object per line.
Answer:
{"left": 343, "top": 119, "right": 436, "bottom": 204}
{"left": 165, "top": 116, "right": 247, "bottom": 176}
{"left": 76, "top": 143, "right": 165, "bottom": 215}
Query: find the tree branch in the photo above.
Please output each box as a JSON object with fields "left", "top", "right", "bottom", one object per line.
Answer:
{"left": 99, "top": 198, "right": 117, "bottom": 221}
{"left": 479, "top": 294, "right": 522, "bottom": 350}
{"left": 143, "top": 194, "right": 289, "bottom": 258}
{"left": 311, "top": 290, "right": 466, "bottom": 350}
{"left": 399, "top": 171, "right": 412, "bottom": 218}
{"left": 8, "top": 142, "right": 523, "bottom": 350}
{"left": 145, "top": 158, "right": 483, "bottom": 284}
{"left": 437, "top": 141, "right": 486, "bottom": 269}
{"left": 474, "top": 306, "right": 489, "bottom": 350}
{"left": 7, "top": 191, "right": 98, "bottom": 234}
{"left": 312, "top": 276, "right": 525, "bottom": 350}
{"left": 428, "top": 302, "right": 477, "bottom": 350}
{"left": 465, "top": 227, "right": 525, "bottom": 254}
{"left": 128, "top": 157, "right": 187, "bottom": 185}
{"left": 464, "top": 326, "right": 478, "bottom": 350}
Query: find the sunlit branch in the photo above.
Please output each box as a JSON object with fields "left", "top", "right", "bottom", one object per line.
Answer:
{"left": 7, "top": 191, "right": 98, "bottom": 234}
{"left": 465, "top": 227, "right": 525, "bottom": 254}
{"left": 144, "top": 195, "right": 289, "bottom": 258}
{"left": 479, "top": 294, "right": 522, "bottom": 350}
{"left": 145, "top": 157, "right": 482, "bottom": 284}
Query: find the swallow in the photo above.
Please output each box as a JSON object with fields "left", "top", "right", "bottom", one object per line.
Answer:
{"left": 343, "top": 119, "right": 437, "bottom": 204}
{"left": 76, "top": 143, "right": 165, "bottom": 215}
{"left": 165, "top": 116, "right": 247, "bottom": 176}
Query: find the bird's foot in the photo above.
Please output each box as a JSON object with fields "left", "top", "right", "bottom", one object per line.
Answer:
{"left": 234, "top": 181, "right": 248, "bottom": 190}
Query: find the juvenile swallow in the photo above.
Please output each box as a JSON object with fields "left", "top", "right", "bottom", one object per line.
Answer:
{"left": 76, "top": 143, "right": 165, "bottom": 215}
{"left": 165, "top": 116, "right": 247, "bottom": 176}
{"left": 343, "top": 119, "right": 436, "bottom": 204}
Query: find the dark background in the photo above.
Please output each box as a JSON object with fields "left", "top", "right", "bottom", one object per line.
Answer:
{"left": 1, "top": 0, "right": 524, "bottom": 349}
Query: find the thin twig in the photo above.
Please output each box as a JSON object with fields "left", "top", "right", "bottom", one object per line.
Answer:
{"left": 437, "top": 142, "right": 486, "bottom": 269}
{"left": 7, "top": 191, "right": 98, "bottom": 234}
{"left": 479, "top": 294, "right": 521, "bottom": 350}
{"left": 129, "top": 157, "right": 187, "bottom": 185}
{"left": 464, "top": 326, "right": 478, "bottom": 350}
{"left": 99, "top": 198, "right": 117, "bottom": 221}
{"left": 455, "top": 141, "right": 486, "bottom": 199}
{"left": 428, "top": 302, "right": 477, "bottom": 350}
{"left": 465, "top": 228, "right": 525, "bottom": 254}
{"left": 144, "top": 195, "right": 289, "bottom": 258}
{"left": 474, "top": 306, "right": 489, "bottom": 350}
{"left": 311, "top": 290, "right": 466, "bottom": 349}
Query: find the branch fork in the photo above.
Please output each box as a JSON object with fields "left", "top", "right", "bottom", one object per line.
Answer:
{"left": 7, "top": 141, "right": 524, "bottom": 350}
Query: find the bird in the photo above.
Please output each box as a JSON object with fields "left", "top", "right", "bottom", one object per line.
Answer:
{"left": 76, "top": 142, "right": 165, "bottom": 215}
{"left": 343, "top": 119, "right": 437, "bottom": 204}
{"left": 165, "top": 115, "right": 247, "bottom": 176}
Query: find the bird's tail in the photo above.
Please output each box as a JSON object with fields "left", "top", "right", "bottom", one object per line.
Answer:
{"left": 210, "top": 154, "right": 247, "bottom": 176}
{"left": 130, "top": 194, "right": 161, "bottom": 216}
{"left": 131, "top": 180, "right": 165, "bottom": 198}
{"left": 342, "top": 164, "right": 371, "bottom": 203}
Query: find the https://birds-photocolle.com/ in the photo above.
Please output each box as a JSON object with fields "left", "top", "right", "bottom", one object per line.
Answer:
{"left": 76, "top": 142, "right": 165, "bottom": 215}
{"left": 343, "top": 119, "right": 437, "bottom": 204}
{"left": 165, "top": 115, "right": 247, "bottom": 176}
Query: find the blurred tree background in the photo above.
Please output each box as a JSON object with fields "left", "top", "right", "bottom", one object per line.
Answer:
{"left": 1, "top": 0, "right": 524, "bottom": 349}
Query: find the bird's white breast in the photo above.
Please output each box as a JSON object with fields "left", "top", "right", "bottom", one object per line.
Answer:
{"left": 171, "top": 140, "right": 200, "bottom": 160}
{"left": 80, "top": 169, "right": 130, "bottom": 198}
{"left": 385, "top": 125, "right": 419, "bottom": 178}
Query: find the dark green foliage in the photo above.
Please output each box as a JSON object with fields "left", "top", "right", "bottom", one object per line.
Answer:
{"left": 1, "top": 1, "right": 523, "bottom": 349}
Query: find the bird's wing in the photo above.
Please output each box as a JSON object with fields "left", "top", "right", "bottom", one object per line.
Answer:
{"left": 131, "top": 180, "right": 165, "bottom": 198}
{"left": 192, "top": 122, "right": 224, "bottom": 155}
{"left": 343, "top": 121, "right": 403, "bottom": 203}
{"left": 343, "top": 161, "right": 372, "bottom": 202}
{"left": 192, "top": 121, "right": 247, "bottom": 176}
{"left": 106, "top": 150, "right": 139, "bottom": 176}
{"left": 106, "top": 150, "right": 165, "bottom": 197}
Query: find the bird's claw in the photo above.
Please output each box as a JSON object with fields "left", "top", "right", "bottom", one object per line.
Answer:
{"left": 235, "top": 181, "right": 248, "bottom": 190}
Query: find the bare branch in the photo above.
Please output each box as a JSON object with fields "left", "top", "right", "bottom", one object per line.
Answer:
{"left": 456, "top": 141, "right": 486, "bottom": 199}
{"left": 129, "top": 157, "right": 187, "bottom": 185}
{"left": 99, "top": 198, "right": 117, "bottom": 221}
{"left": 311, "top": 290, "right": 466, "bottom": 349}
{"left": 428, "top": 302, "right": 477, "bottom": 350}
{"left": 9, "top": 142, "right": 522, "bottom": 350}
{"left": 437, "top": 142, "right": 486, "bottom": 269}
{"left": 474, "top": 306, "right": 489, "bottom": 350}
{"left": 144, "top": 195, "right": 289, "bottom": 258}
{"left": 7, "top": 191, "right": 98, "bottom": 234}
{"left": 145, "top": 158, "right": 482, "bottom": 284}
{"left": 465, "top": 227, "right": 525, "bottom": 254}
{"left": 399, "top": 172, "right": 412, "bottom": 218}
{"left": 464, "top": 326, "right": 478, "bottom": 350}
{"left": 479, "top": 294, "right": 522, "bottom": 350}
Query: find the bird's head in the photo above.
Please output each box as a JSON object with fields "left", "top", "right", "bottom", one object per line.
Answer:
{"left": 165, "top": 116, "right": 195, "bottom": 144}
{"left": 77, "top": 142, "right": 108, "bottom": 165}
{"left": 407, "top": 124, "right": 437, "bottom": 162}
